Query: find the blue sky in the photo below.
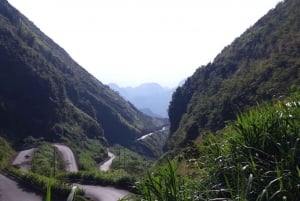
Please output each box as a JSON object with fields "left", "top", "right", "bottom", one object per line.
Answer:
{"left": 8, "top": 0, "right": 282, "bottom": 87}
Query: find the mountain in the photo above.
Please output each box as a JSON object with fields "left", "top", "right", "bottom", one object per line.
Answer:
{"left": 109, "top": 83, "right": 174, "bottom": 118}
{"left": 0, "top": 0, "right": 165, "bottom": 148}
{"left": 132, "top": 126, "right": 169, "bottom": 158}
{"left": 140, "top": 108, "right": 161, "bottom": 118}
{"left": 167, "top": 0, "right": 300, "bottom": 149}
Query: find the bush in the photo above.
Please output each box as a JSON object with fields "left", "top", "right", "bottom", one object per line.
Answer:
{"left": 131, "top": 92, "right": 300, "bottom": 201}
{"left": 61, "top": 169, "right": 135, "bottom": 191}
{"left": 127, "top": 159, "right": 203, "bottom": 201}
{"left": 0, "top": 137, "right": 15, "bottom": 169}
{"left": 5, "top": 167, "right": 85, "bottom": 200}
{"left": 31, "top": 143, "right": 65, "bottom": 176}
{"left": 199, "top": 93, "right": 300, "bottom": 200}
{"left": 111, "top": 145, "right": 152, "bottom": 177}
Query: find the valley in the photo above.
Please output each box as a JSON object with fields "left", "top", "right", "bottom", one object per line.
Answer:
{"left": 109, "top": 83, "right": 175, "bottom": 118}
{"left": 0, "top": 0, "right": 299, "bottom": 200}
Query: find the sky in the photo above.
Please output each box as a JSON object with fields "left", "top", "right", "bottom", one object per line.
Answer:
{"left": 8, "top": 0, "right": 282, "bottom": 88}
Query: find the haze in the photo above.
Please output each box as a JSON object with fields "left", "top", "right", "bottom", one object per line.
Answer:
{"left": 8, "top": 0, "right": 282, "bottom": 87}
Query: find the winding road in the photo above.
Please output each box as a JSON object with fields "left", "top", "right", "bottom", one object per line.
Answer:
{"left": 54, "top": 144, "right": 129, "bottom": 201}
{"left": 1, "top": 149, "right": 42, "bottom": 201}
{"left": 11, "top": 148, "right": 36, "bottom": 172}
{"left": 0, "top": 145, "right": 128, "bottom": 201}
{"left": 53, "top": 144, "right": 78, "bottom": 172}
{"left": 137, "top": 126, "right": 168, "bottom": 141}
{"left": 99, "top": 151, "right": 116, "bottom": 171}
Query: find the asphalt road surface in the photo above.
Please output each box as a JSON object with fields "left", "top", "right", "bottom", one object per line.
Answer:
{"left": 4, "top": 145, "right": 128, "bottom": 201}
{"left": 53, "top": 144, "right": 78, "bottom": 172}
{"left": 11, "top": 148, "right": 36, "bottom": 171}
{"left": 55, "top": 145, "right": 129, "bottom": 201}
{"left": 0, "top": 173, "right": 42, "bottom": 201}
{"left": 99, "top": 151, "right": 116, "bottom": 171}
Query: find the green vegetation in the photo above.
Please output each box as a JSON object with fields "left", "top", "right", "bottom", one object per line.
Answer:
{"left": 195, "top": 94, "right": 300, "bottom": 200}
{"left": 130, "top": 93, "right": 300, "bottom": 200}
{"left": 133, "top": 127, "right": 169, "bottom": 158}
{"left": 68, "top": 138, "right": 107, "bottom": 171}
{"left": 1, "top": 0, "right": 300, "bottom": 200}
{"left": 31, "top": 143, "right": 65, "bottom": 176}
{"left": 21, "top": 136, "right": 45, "bottom": 150}
{"left": 111, "top": 145, "right": 152, "bottom": 177}
{"left": 0, "top": 0, "right": 165, "bottom": 151}
{"left": 9, "top": 142, "right": 88, "bottom": 200}
{"left": 168, "top": 0, "right": 300, "bottom": 150}
{"left": 61, "top": 169, "right": 135, "bottom": 190}
{"left": 132, "top": 160, "right": 197, "bottom": 201}
{"left": 0, "top": 137, "right": 15, "bottom": 169}
{"left": 5, "top": 167, "right": 86, "bottom": 201}
{"left": 28, "top": 138, "right": 107, "bottom": 172}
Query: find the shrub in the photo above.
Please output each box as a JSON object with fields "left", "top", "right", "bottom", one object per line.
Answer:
{"left": 61, "top": 169, "right": 135, "bottom": 191}
{"left": 0, "top": 137, "right": 15, "bottom": 169}
{"left": 131, "top": 92, "right": 300, "bottom": 201}
{"left": 31, "top": 143, "right": 65, "bottom": 176}
{"left": 5, "top": 167, "right": 85, "bottom": 200}
{"left": 199, "top": 93, "right": 300, "bottom": 200}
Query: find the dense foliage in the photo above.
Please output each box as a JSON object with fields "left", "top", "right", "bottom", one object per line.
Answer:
{"left": 4, "top": 167, "right": 86, "bottom": 201}
{"left": 69, "top": 138, "right": 107, "bottom": 171}
{"left": 0, "top": 0, "right": 165, "bottom": 149}
{"left": 62, "top": 169, "right": 135, "bottom": 191}
{"left": 129, "top": 93, "right": 300, "bottom": 201}
{"left": 132, "top": 126, "right": 169, "bottom": 158}
{"left": 168, "top": 0, "right": 300, "bottom": 149}
{"left": 111, "top": 145, "right": 153, "bottom": 177}
{"left": 0, "top": 136, "right": 15, "bottom": 168}
{"left": 132, "top": 160, "right": 198, "bottom": 201}
{"left": 31, "top": 143, "right": 65, "bottom": 176}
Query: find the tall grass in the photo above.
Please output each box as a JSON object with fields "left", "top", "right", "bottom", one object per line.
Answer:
{"left": 130, "top": 92, "right": 300, "bottom": 201}
{"left": 128, "top": 159, "right": 203, "bottom": 201}
{"left": 0, "top": 137, "right": 15, "bottom": 169}
{"left": 200, "top": 93, "right": 300, "bottom": 200}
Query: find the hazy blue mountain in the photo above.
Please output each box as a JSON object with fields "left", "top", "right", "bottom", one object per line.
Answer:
{"left": 140, "top": 108, "right": 161, "bottom": 118}
{"left": 109, "top": 83, "right": 175, "bottom": 118}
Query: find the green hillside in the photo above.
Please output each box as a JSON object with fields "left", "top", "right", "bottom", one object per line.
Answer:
{"left": 0, "top": 0, "right": 165, "bottom": 148}
{"left": 168, "top": 0, "right": 300, "bottom": 149}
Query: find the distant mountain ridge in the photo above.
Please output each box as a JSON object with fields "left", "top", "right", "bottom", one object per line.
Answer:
{"left": 167, "top": 0, "right": 300, "bottom": 149}
{"left": 0, "top": 0, "right": 165, "bottom": 148}
{"left": 109, "top": 83, "right": 175, "bottom": 118}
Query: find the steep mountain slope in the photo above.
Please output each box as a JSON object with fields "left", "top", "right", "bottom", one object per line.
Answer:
{"left": 168, "top": 0, "right": 300, "bottom": 149}
{"left": 0, "top": 0, "right": 164, "bottom": 147}
{"left": 133, "top": 126, "right": 169, "bottom": 158}
{"left": 109, "top": 83, "right": 174, "bottom": 118}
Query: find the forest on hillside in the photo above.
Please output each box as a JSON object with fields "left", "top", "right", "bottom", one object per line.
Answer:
{"left": 168, "top": 0, "right": 300, "bottom": 149}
